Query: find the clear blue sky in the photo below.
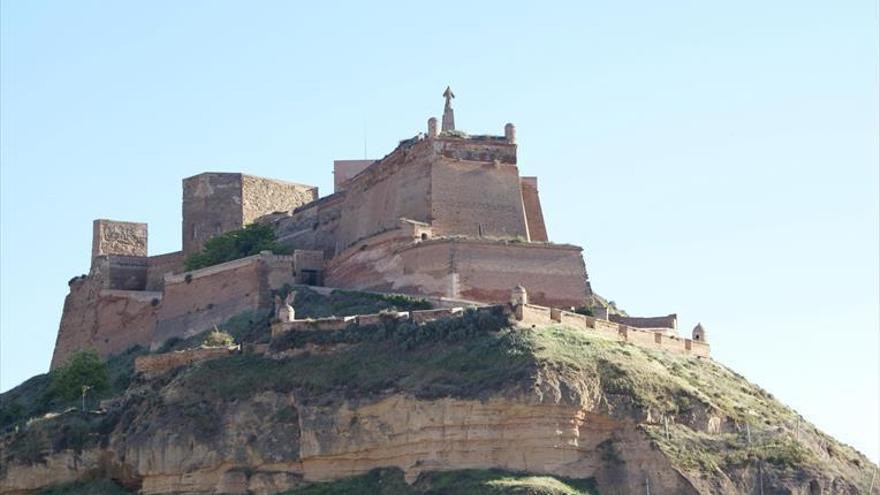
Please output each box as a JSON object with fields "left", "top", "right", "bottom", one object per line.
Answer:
{"left": 2, "top": 0, "right": 878, "bottom": 461}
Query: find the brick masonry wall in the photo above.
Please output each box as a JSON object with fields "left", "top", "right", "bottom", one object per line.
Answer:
{"left": 520, "top": 177, "right": 548, "bottom": 242}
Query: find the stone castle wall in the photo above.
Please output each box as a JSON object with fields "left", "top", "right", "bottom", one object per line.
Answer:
{"left": 145, "top": 251, "right": 185, "bottom": 291}
{"left": 609, "top": 314, "right": 678, "bottom": 331}
{"left": 269, "top": 193, "right": 345, "bottom": 258}
{"left": 152, "top": 254, "right": 289, "bottom": 348}
{"left": 430, "top": 158, "right": 529, "bottom": 240}
{"left": 325, "top": 237, "right": 588, "bottom": 308}
{"left": 53, "top": 253, "right": 301, "bottom": 365}
{"left": 51, "top": 269, "right": 160, "bottom": 368}
{"left": 241, "top": 174, "right": 317, "bottom": 225}
{"left": 515, "top": 304, "right": 710, "bottom": 358}
{"left": 182, "top": 173, "right": 245, "bottom": 256}
{"left": 520, "top": 177, "right": 548, "bottom": 242}
{"left": 336, "top": 141, "right": 434, "bottom": 251}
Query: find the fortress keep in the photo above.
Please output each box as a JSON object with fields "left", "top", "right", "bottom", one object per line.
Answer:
{"left": 51, "top": 89, "right": 685, "bottom": 368}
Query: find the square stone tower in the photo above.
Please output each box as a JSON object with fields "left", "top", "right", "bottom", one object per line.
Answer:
{"left": 182, "top": 173, "right": 318, "bottom": 256}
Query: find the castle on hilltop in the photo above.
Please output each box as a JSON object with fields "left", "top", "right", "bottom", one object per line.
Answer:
{"left": 52, "top": 89, "right": 701, "bottom": 368}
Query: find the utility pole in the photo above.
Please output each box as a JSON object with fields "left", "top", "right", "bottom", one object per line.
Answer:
{"left": 81, "top": 385, "right": 92, "bottom": 412}
{"left": 645, "top": 477, "right": 651, "bottom": 495}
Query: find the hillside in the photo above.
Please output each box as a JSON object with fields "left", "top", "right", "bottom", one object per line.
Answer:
{"left": 1, "top": 289, "right": 875, "bottom": 495}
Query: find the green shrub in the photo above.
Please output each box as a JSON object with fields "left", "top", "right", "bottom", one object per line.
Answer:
{"left": 49, "top": 351, "right": 110, "bottom": 405}
{"left": 183, "top": 223, "right": 291, "bottom": 271}
{"left": 203, "top": 328, "right": 235, "bottom": 347}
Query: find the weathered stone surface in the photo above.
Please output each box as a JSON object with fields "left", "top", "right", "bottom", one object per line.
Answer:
{"left": 92, "top": 219, "right": 147, "bottom": 261}
{"left": 326, "top": 238, "right": 589, "bottom": 308}
{"left": 182, "top": 173, "right": 317, "bottom": 256}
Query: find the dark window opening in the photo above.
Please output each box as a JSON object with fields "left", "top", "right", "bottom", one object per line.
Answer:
{"left": 300, "top": 269, "right": 319, "bottom": 286}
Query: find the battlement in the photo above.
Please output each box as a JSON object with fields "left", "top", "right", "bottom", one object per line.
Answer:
{"left": 513, "top": 302, "right": 709, "bottom": 358}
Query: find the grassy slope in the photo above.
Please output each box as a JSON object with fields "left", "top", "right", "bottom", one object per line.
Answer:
{"left": 3, "top": 289, "right": 876, "bottom": 493}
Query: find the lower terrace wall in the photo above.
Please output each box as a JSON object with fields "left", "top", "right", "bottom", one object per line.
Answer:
{"left": 134, "top": 346, "right": 238, "bottom": 376}
{"left": 610, "top": 314, "right": 677, "bottom": 331}
{"left": 513, "top": 304, "right": 710, "bottom": 358}
{"left": 325, "top": 237, "right": 589, "bottom": 308}
{"left": 152, "top": 253, "right": 295, "bottom": 349}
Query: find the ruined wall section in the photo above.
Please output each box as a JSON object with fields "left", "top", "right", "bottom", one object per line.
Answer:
{"left": 520, "top": 177, "right": 548, "bottom": 242}
{"left": 145, "top": 251, "right": 185, "bottom": 291}
{"left": 240, "top": 174, "right": 317, "bottom": 225}
{"left": 336, "top": 140, "right": 434, "bottom": 251}
{"left": 92, "top": 219, "right": 147, "bottom": 261}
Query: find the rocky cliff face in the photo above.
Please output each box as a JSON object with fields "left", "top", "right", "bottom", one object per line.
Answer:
{"left": 1, "top": 307, "right": 875, "bottom": 494}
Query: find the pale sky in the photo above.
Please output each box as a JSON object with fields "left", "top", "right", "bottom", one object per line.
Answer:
{"left": 1, "top": 1, "right": 878, "bottom": 461}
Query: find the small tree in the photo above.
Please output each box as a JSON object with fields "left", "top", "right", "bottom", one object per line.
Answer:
{"left": 49, "top": 350, "right": 110, "bottom": 405}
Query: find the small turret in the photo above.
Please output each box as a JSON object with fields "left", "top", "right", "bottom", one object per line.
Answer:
{"left": 504, "top": 123, "right": 516, "bottom": 144}
{"left": 511, "top": 285, "right": 528, "bottom": 306}
{"left": 427, "top": 117, "right": 438, "bottom": 139}
{"left": 692, "top": 323, "right": 707, "bottom": 342}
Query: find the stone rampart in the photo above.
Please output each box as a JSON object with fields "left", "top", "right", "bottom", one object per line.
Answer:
{"left": 146, "top": 251, "right": 185, "bottom": 291}
{"left": 336, "top": 139, "right": 434, "bottom": 251}
{"left": 514, "top": 302, "right": 710, "bottom": 358}
{"left": 271, "top": 307, "right": 475, "bottom": 338}
{"left": 326, "top": 237, "right": 589, "bottom": 308}
{"left": 51, "top": 280, "right": 161, "bottom": 369}
{"left": 520, "top": 177, "right": 548, "bottom": 242}
{"left": 430, "top": 158, "right": 529, "bottom": 240}
{"left": 134, "top": 346, "right": 239, "bottom": 376}
{"left": 610, "top": 314, "right": 677, "bottom": 330}
{"left": 152, "top": 253, "right": 295, "bottom": 349}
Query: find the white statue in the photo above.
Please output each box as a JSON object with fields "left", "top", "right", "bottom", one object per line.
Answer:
{"left": 274, "top": 291, "right": 296, "bottom": 322}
